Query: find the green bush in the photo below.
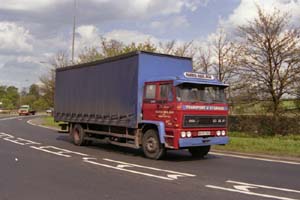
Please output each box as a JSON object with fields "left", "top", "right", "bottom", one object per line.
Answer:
{"left": 228, "top": 115, "right": 300, "bottom": 136}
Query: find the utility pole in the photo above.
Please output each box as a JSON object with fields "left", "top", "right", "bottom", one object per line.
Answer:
{"left": 71, "top": 0, "right": 77, "bottom": 64}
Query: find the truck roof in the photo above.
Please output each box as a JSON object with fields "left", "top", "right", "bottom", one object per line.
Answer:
{"left": 56, "top": 51, "right": 192, "bottom": 72}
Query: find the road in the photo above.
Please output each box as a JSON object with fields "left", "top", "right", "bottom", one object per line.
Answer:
{"left": 0, "top": 115, "right": 299, "bottom": 200}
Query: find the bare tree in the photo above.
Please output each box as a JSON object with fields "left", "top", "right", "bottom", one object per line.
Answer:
{"left": 238, "top": 6, "right": 300, "bottom": 117}
{"left": 195, "top": 47, "right": 212, "bottom": 73}
{"left": 159, "top": 40, "right": 176, "bottom": 54}
{"left": 77, "top": 47, "right": 104, "bottom": 63}
{"left": 173, "top": 41, "right": 195, "bottom": 57}
{"left": 39, "top": 51, "right": 69, "bottom": 107}
{"left": 100, "top": 37, "right": 125, "bottom": 57}
{"left": 210, "top": 29, "right": 242, "bottom": 83}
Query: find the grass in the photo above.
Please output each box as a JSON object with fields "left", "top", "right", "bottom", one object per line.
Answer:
{"left": 41, "top": 116, "right": 62, "bottom": 129}
{"left": 214, "top": 132, "right": 300, "bottom": 158}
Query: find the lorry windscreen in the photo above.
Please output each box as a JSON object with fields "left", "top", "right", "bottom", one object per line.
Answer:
{"left": 176, "top": 83, "right": 226, "bottom": 103}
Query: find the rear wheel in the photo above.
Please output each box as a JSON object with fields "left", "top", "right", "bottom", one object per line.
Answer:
{"left": 189, "top": 146, "right": 211, "bottom": 158}
{"left": 71, "top": 124, "right": 85, "bottom": 146}
{"left": 142, "top": 129, "right": 165, "bottom": 160}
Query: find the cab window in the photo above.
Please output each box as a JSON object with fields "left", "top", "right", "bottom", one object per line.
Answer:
{"left": 159, "top": 84, "right": 173, "bottom": 101}
{"left": 145, "top": 84, "right": 156, "bottom": 99}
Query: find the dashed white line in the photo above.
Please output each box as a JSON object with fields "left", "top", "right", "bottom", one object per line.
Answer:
{"left": 30, "top": 146, "right": 88, "bottom": 158}
{"left": 227, "top": 180, "right": 300, "bottom": 194}
{"left": 103, "top": 158, "right": 196, "bottom": 177}
{"left": 206, "top": 185, "right": 299, "bottom": 200}
{"left": 83, "top": 157, "right": 174, "bottom": 181}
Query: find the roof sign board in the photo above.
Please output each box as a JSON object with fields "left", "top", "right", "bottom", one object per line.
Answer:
{"left": 183, "top": 72, "right": 215, "bottom": 80}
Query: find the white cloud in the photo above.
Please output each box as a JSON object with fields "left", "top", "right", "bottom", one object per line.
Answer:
{"left": 74, "top": 25, "right": 102, "bottom": 52}
{"left": 104, "top": 29, "right": 159, "bottom": 45}
{"left": 221, "top": 0, "right": 300, "bottom": 29}
{"left": 150, "top": 16, "right": 190, "bottom": 33}
{"left": 0, "top": 22, "right": 33, "bottom": 53}
{"left": 0, "top": 0, "right": 203, "bottom": 17}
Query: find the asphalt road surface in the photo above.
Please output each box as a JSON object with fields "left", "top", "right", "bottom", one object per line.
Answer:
{"left": 1, "top": 115, "right": 299, "bottom": 200}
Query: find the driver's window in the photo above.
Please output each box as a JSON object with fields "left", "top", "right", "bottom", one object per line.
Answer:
{"left": 159, "top": 84, "right": 173, "bottom": 102}
{"left": 145, "top": 84, "right": 156, "bottom": 99}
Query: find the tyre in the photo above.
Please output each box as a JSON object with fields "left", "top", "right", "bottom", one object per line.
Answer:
{"left": 71, "top": 124, "right": 86, "bottom": 146}
{"left": 142, "top": 129, "right": 165, "bottom": 160}
{"left": 189, "top": 146, "right": 211, "bottom": 158}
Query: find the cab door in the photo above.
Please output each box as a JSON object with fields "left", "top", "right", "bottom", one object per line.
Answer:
{"left": 156, "top": 82, "right": 175, "bottom": 128}
{"left": 142, "top": 82, "right": 158, "bottom": 120}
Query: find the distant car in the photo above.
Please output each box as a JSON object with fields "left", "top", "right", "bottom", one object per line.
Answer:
{"left": 46, "top": 108, "right": 54, "bottom": 114}
{"left": 18, "top": 105, "right": 36, "bottom": 116}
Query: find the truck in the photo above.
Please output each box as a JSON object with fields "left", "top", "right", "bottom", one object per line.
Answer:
{"left": 54, "top": 51, "right": 229, "bottom": 159}
{"left": 18, "top": 105, "right": 36, "bottom": 116}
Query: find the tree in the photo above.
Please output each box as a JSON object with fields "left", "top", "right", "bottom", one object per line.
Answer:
{"left": 238, "top": 6, "right": 300, "bottom": 118}
{"left": 195, "top": 47, "right": 212, "bottom": 73}
{"left": 28, "top": 84, "right": 40, "bottom": 99}
{"left": 196, "top": 29, "right": 241, "bottom": 82}
{"left": 0, "top": 85, "right": 19, "bottom": 109}
{"left": 39, "top": 51, "right": 69, "bottom": 107}
{"left": 100, "top": 37, "right": 125, "bottom": 58}
{"left": 78, "top": 47, "right": 104, "bottom": 63}
{"left": 122, "top": 40, "right": 157, "bottom": 53}
{"left": 6, "top": 86, "right": 19, "bottom": 107}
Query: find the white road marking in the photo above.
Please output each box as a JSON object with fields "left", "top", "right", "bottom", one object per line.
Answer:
{"left": 0, "top": 133, "right": 41, "bottom": 146}
{"left": 0, "top": 132, "right": 195, "bottom": 181}
{"left": 27, "top": 119, "right": 60, "bottom": 131}
{"left": 103, "top": 158, "right": 196, "bottom": 177}
{"left": 227, "top": 180, "right": 300, "bottom": 194}
{"left": 233, "top": 185, "right": 257, "bottom": 192}
{"left": 16, "top": 138, "right": 41, "bottom": 145}
{"left": 211, "top": 152, "right": 300, "bottom": 165}
{"left": 116, "top": 164, "right": 133, "bottom": 168}
{"left": 30, "top": 146, "right": 88, "bottom": 158}
{"left": 167, "top": 174, "right": 184, "bottom": 180}
{"left": 83, "top": 157, "right": 174, "bottom": 181}
{"left": 206, "top": 185, "right": 299, "bottom": 200}
{"left": 0, "top": 132, "right": 14, "bottom": 138}
{"left": 0, "top": 116, "right": 21, "bottom": 121}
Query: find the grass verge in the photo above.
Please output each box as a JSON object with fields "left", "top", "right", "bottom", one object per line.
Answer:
{"left": 41, "top": 116, "right": 61, "bottom": 129}
{"left": 213, "top": 132, "right": 300, "bottom": 158}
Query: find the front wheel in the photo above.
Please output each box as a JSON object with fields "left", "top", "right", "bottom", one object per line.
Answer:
{"left": 189, "top": 146, "right": 211, "bottom": 158}
{"left": 142, "top": 129, "right": 165, "bottom": 160}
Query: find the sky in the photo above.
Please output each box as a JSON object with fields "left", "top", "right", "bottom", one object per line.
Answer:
{"left": 0, "top": 0, "right": 300, "bottom": 89}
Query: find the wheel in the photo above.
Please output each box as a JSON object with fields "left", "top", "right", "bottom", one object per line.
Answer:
{"left": 142, "top": 129, "right": 165, "bottom": 160}
{"left": 189, "top": 146, "right": 211, "bottom": 158}
{"left": 71, "top": 124, "right": 86, "bottom": 146}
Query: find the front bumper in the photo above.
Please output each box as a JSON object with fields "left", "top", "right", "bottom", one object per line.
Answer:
{"left": 179, "top": 136, "right": 229, "bottom": 148}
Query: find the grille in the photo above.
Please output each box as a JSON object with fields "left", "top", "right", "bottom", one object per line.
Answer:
{"left": 183, "top": 115, "right": 227, "bottom": 128}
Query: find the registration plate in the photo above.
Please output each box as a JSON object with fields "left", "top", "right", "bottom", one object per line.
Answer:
{"left": 197, "top": 131, "right": 211, "bottom": 136}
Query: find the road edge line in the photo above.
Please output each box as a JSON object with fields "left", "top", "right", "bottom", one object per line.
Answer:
{"left": 27, "top": 119, "right": 60, "bottom": 132}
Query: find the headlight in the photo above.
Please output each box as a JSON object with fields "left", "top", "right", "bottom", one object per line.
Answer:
{"left": 181, "top": 131, "right": 186, "bottom": 138}
{"left": 186, "top": 131, "right": 192, "bottom": 138}
{"left": 221, "top": 130, "right": 226, "bottom": 136}
{"left": 216, "top": 131, "right": 221, "bottom": 136}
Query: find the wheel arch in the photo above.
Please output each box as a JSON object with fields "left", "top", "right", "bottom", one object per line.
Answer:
{"left": 139, "top": 120, "right": 166, "bottom": 144}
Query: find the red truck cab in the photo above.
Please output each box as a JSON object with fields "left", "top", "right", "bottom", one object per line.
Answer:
{"left": 142, "top": 72, "right": 228, "bottom": 157}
